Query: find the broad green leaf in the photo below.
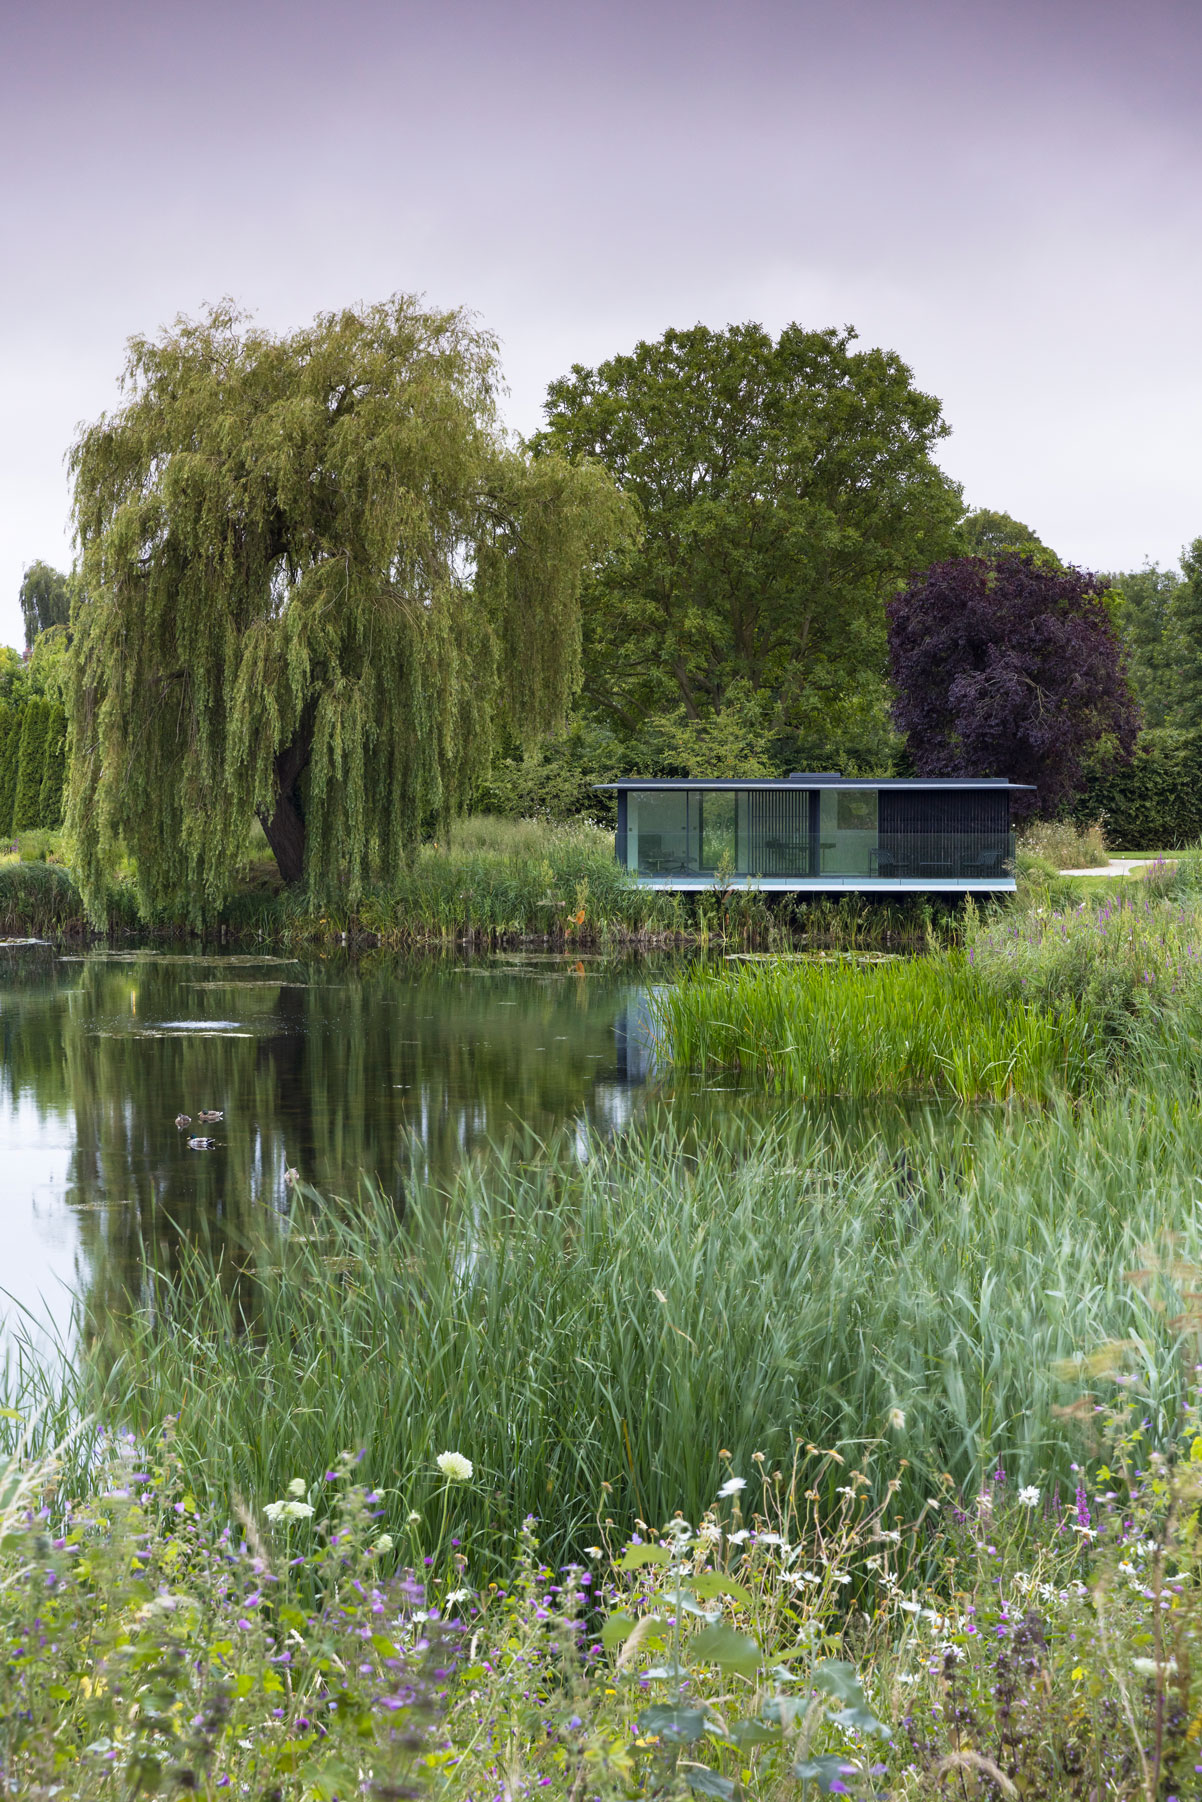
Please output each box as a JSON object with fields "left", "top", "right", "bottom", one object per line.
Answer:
{"left": 793, "top": 1753, "right": 860, "bottom": 1791}
{"left": 833, "top": 1702, "right": 891, "bottom": 1740}
{"left": 686, "top": 1768, "right": 736, "bottom": 1798}
{"left": 810, "top": 1659, "right": 865, "bottom": 1706}
{"left": 619, "top": 1543, "right": 670, "bottom": 1570}
{"left": 763, "top": 1695, "right": 810, "bottom": 1727}
{"left": 601, "top": 1612, "right": 637, "bottom": 1653}
{"left": 685, "top": 1573, "right": 754, "bottom": 1605}
{"left": 637, "top": 1704, "right": 708, "bottom": 1743}
{"left": 689, "top": 1622, "right": 761, "bottom": 1677}
{"left": 680, "top": 1595, "right": 721, "bottom": 1619}
{"left": 728, "top": 1718, "right": 783, "bottom": 1747}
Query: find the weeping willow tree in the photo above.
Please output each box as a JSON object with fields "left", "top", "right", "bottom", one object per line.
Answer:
{"left": 67, "top": 298, "right": 628, "bottom": 922}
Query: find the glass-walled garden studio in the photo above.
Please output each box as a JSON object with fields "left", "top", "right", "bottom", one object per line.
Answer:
{"left": 613, "top": 783, "right": 1016, "bottom": 889}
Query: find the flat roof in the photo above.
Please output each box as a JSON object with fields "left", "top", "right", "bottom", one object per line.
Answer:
{"left": 594, "top": 777, "right": 1034, "bottom": 791}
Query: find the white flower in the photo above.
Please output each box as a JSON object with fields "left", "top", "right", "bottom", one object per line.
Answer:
{"left": 407, "top": 1510, "right": 422, "bottom": 1524}
{"left": 698, "top": 1521, "right": 723, "bottom": 1542}
{"left": 372, "top": 1534, "right": 394, "bottom": 1553}
{"left": 1132, "top": 1656, "right": 1177, "bottom": 1678}
{"left": 717, "top": 1476, "right": 747, "bottom": 1498}
{"left": 1018, "top": 1485, "right": 1041, "bottom": 1507}
{"left": 888, "top": 1408, "right": 906, "bottom": 1431}
{"left": 287, "top": 1478, "right": 308, "bottom": 1498}
{"left": 727, "top": 1529, "right": 750, "bottom": 1544}
{"left": 585, "top": 1545, "right": 603, "bottom": 1560}
{"left": 263, "top": 1499, "right": 315, "bottom": 1523}
{"left": 898, "top": 1599, "right": 922, "bottom": 1614}
{"left": 444, "top": 1587, "right": 473, "bottom": 1606}
{"left": 436, "top": 1451, "right": 473, "bottom": 1483}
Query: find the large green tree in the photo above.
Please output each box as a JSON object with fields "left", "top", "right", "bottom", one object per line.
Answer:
{"left": 1174, "top": 537, "right": 1202, "bottom": 729}
{"left": 67, "top": 299, "right": 625, "bottom": 920}
{"left": 18, "top": 561, "right": 71, "bottom": 647}
{"left": 535, "top": 322, "right": 963, "bottom": 772}
{"left": 956, "top": 508, "right": 1049, "bottom": 559}
{"left": 12, "top": 699, "right": 49, "bottom": 833}
{"left": 1105, "top": 561, "right": 1183, "bottom": 728}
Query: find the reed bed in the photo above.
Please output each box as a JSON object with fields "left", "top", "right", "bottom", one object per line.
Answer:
{"left": 50, "top": 1089, "right": 1202, "bottom": 1575}
{"left": 654, "top": 953, "right": 1096, "bottom": 1098}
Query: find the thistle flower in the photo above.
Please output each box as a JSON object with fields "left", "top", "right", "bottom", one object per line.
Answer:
{"left": 436, "top": 1451, "right": 473, "bottom": 1482}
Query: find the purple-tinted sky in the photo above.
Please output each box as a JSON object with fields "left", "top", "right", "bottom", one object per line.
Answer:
{"left": 2, "top": 0, "right": 1200, "bottom": 645}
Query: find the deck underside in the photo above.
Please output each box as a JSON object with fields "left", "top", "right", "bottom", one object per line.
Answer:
{"left": 632, "top": 876, "right": 1016, "bottom": 894}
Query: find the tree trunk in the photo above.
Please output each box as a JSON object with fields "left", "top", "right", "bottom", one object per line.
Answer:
{"left": 258, "top": 715, "right": 315, "bottom": 887}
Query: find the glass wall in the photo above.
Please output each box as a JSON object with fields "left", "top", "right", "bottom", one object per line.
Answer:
{"left": 627, "top": 790, "right": 692, "bottom": 875}
{"left": 699, "top": 793, "right": 737, "bottom": 871}
{"left": 819, "top": 788, "right": 878, "bottom": 876}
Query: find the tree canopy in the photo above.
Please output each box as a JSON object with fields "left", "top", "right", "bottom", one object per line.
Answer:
{"left": 1104, "top": 561, "right": 1183, "bottom": 728}
{"left": 534, "top": 322, "right": 963, "bottom": 774}
{"left": 1172, "top": 537, "right": 1202, "bottom": 729}
{"left": 18, "top": 562, "right": 71, "bottom": 647}
{"left": 956, "top": 508, "right": 1049, "bottom": 560}
{"left": 887, "top": 553, "right": 1138, "bottom": 814}
{"left": 67, "top": 298, "right": 626, "bottom": 920}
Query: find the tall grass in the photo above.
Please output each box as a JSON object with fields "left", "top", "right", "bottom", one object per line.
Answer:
{"left": 653, "top": 953, "right": 1096, "bottom": 1098}
{"left": 62, "top": 1088, "right": 1202, "bottom": 1571}
{"left": 1017, "top": 815, "right": 1109, "bottom": 868}
{"left": 0, "top": 862, "right": 95, "bottom": 937}
{"left": 968, "top": 886, "right": 1202, "bottom": 1051}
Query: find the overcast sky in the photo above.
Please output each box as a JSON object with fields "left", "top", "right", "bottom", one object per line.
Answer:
{"left": 2, "top": 0, "right": 1199, "bottom": 646}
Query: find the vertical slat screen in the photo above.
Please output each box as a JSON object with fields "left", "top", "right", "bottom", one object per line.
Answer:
{"left": 744, "top": 789, "right": 811, "bottom": 876}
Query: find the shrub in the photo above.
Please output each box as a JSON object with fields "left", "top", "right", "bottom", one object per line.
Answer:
{"left": 1018, "top": 816, "right": 1108, "bottom": 868}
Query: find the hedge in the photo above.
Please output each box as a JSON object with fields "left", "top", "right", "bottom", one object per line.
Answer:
{"left": 1073, "top": 728, "right": 1202, "bottom": 850}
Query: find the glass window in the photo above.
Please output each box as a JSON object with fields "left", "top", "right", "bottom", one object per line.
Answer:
{"left": 820, "top": 788, "right": 879, "bottom": 876}
{"left": 699, "top": 792, "right": 737, "bottom": 872}
{"left": 630, "top": 791, "right": 692, "bottom": 875}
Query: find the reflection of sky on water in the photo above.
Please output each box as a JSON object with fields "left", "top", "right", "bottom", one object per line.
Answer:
{"left": 0, "top": 1094, "right": 81, "bottom": 1363}
{"left": 0, "top": 947, "right": 698, "bottom": 1346}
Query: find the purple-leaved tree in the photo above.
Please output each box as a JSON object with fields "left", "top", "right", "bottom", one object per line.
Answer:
{"left": 887, "top": 553, "right": 1138, "bottom": 816}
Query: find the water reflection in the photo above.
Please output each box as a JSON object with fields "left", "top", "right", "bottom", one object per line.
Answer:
{"left": 0, "top": 944, "right": 974, "bottom": 1348}
{"left": 0, "top": 947, "right": 687, "bottom": 1337}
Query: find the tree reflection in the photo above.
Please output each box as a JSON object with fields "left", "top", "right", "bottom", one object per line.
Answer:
{"left": 0, "top": 949, "right": 663, "bottom": 1317}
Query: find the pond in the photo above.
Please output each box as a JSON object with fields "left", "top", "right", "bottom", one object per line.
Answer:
{"left": 0, "top": 942, "right": 947, "bottom": 1358}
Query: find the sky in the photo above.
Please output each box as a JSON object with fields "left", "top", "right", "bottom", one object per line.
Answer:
{"left": 2, "top": 0, "right": 1200, "bottom": 647}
